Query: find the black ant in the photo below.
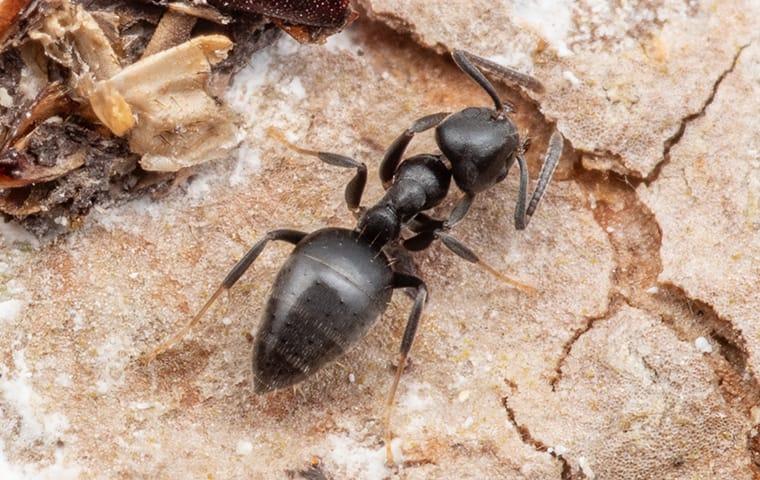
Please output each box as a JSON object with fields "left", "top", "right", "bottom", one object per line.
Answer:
{"left": 142, "top": 50, "right": 563, "bottom": 465}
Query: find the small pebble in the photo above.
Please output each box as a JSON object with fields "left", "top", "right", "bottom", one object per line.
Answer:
{"left": 694, "top": 336, "right": 713, "bottom": 353}
{"left": 236, "top": 440, "right": 253, "bottom": 456}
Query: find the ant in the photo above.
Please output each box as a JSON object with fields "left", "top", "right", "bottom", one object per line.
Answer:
{"left": 142, "top": 50, "right": 563, "bottom": 465}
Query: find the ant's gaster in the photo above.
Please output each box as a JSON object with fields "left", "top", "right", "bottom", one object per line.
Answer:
{"left": 142, "top": 50, "right": 563, "bottom": 466}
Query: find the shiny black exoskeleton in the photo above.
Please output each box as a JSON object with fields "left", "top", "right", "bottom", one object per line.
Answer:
{"left": 252, "top": 153, "right": 451, "bottom": 392}
{"left": 380, "top": 50, "right": 563, "bottom": 232}
{"left": 143, "top": 50, "right": 563, "bottom": 465}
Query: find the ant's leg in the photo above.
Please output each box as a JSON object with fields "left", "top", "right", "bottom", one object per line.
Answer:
{"left": 384, "top": 273, "right": 427, "bottom": 466}
{"left": 402, "top": 220, "right": 535, "bottom": 294}
{"left": 268, "top": 129, "right": 366, "bottom": 211}
{"left": 514, "top": 130, "right": 563, "bottom": 230}
{"left": 141, "top": 229, "right": 307, "bottom": 364}
{"left": 315, "top": 152, "right": 367, "bottom": 212}
{"left": 380, "top": 112, "right": 450, "bottom": 188}
{"left": 402, "top": 191, "right": 474, "bottom": 249}
{"left": 437, "top": 231, "right": 536, "bottom": 294}
{"left": 453, "top": 49, "right": 545, "bottom": 95}
{"left": 445, "top": 192, "right": 475, "bottom": 229}
{"left": 383, "top": 244, "right": 420, "bottom": 278}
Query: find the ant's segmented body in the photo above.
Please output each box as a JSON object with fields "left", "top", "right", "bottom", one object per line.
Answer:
{"left": 143, "top": 50, "right": 563, "bottom": 464}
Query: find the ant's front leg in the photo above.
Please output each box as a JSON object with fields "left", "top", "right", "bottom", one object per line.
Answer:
{"left": 403, "top": 190, "right": 474, "bottom": 241}
{"left": 379, "top": 112, "right": 450, "bottom": 188}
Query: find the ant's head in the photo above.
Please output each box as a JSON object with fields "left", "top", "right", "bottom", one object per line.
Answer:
{"left": 435, "top": 107, "right": 520, "bottom": 194}
{"left": 357, "top": 204, "right": 400, "bottom": 249}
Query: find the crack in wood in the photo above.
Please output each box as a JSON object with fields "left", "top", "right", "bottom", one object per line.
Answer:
{"left": 645, "top": 43, "right": 751, "bottom": 186}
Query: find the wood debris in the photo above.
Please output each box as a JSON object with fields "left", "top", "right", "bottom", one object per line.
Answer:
{"left": 0, "top": 0, "right": 354, "bottom": 234}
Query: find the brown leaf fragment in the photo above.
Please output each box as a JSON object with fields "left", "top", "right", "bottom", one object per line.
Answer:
{"left": 0, "top": 148, "right": 85, "bottom": 188}
{"left": 3, "top": 81, "right": 74, "bottom": 149}
{"left": 166, "top": 2, "right": 231, "bottom": 24}
{"left": 0, "top": 0, "right": 30, "bottom": 45}
{"left": 140, "top": 10, "right": 196, "bottom": 59}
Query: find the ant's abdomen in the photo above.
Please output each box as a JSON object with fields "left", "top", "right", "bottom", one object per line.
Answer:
{"left": 252, "top": 228, "right": 393, "bottom": 393}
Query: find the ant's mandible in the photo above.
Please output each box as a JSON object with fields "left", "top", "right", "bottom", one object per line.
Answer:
{"left": 142, "top": 50, "right": 563, "bottom": 465}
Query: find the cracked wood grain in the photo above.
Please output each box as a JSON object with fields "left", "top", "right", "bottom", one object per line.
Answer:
{"left": 0, "top": 4, "right": 758, "bottom": 479}
{"left": 645, "top": 43, "right": 751, "bottom": 185}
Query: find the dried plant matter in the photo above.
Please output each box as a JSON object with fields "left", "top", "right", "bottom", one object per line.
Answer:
{"left": 0, "top": 0, "right": 352, "bottom": 233}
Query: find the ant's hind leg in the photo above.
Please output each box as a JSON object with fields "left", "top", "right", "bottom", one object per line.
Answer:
{"left": 384, "top": 273, "right": 427, "bottom": 466}
{"left": 268, "top": 129, "right": 367, "bottom": 212}
{"left": 141, "top": 229, "right": 307, "bottom": 364}
{"left": 380, "top": 112, "right": 450, "bottom": 188}
{"left": 314, "top": 152, "right": 367, "bottom": 212}
{"left": 514, "top": 130, "right": 564, "bottom": 230}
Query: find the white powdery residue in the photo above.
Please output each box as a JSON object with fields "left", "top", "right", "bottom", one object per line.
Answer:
{"left": 0, "top": 221, "right": 39, "bottom": 249}
{"left": 235, "top": 440, "right": 253, "bottom": 456}
{"left": 578, "top": 457, "right": 595, "bottom": 479}
{"left": 325, "top": 434, "right": 401, "bottom": 480}
{"left": 0, "top": 440, "right": 80, "bottom": 480}
{"left": 93, "top": 196, "right": 168, "bottom": 234}
{"left": 54, "top": 373, "right": 72, "bottom": 388}
{"left": 0, "top": 87, "right": 12, "bottom": 108}
{"left": 186, "top": 173, "right": 212, "bottom": 200}
{"left": 226, "top": 35, "right": 300, "bottom": 111}
{"left": 0, "top": 299, "right": 24, "bottom": 323}
{"left": 6, "top": 279, "right": 25, "bottom": 296}
{"left": 226, "top": 49, "right": 274, "bottom": 112}
{"left": 0, "top": 440, "right": 24, "bottom": 480}
{"left": 400, "top": 382, "right": 435, "bottom": 411}
{"left": 274, "top": 35, "right": 301, "bottom": 56}
{"left": 324, "top": 30, "right": 359, "bottom": 53}
{"left": 694, "top": 336, "right": 713, "bottom": 354}
{"left": 0, "top": 352, "right": 70, "bottom": 445}
{"left": 512, "top": 0, "right": 574, "bottom": 57}
{"left": 281, "top": 77, "right": 306, "bottom": 100}
{"left": 94, "top": 334, "right": 132, "bottom": 394}
{"left": 229, "top": 144, "right": 262, "bottom": 187}
{"left": 563, "top": 70, "right": 581, "bottom": 87}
